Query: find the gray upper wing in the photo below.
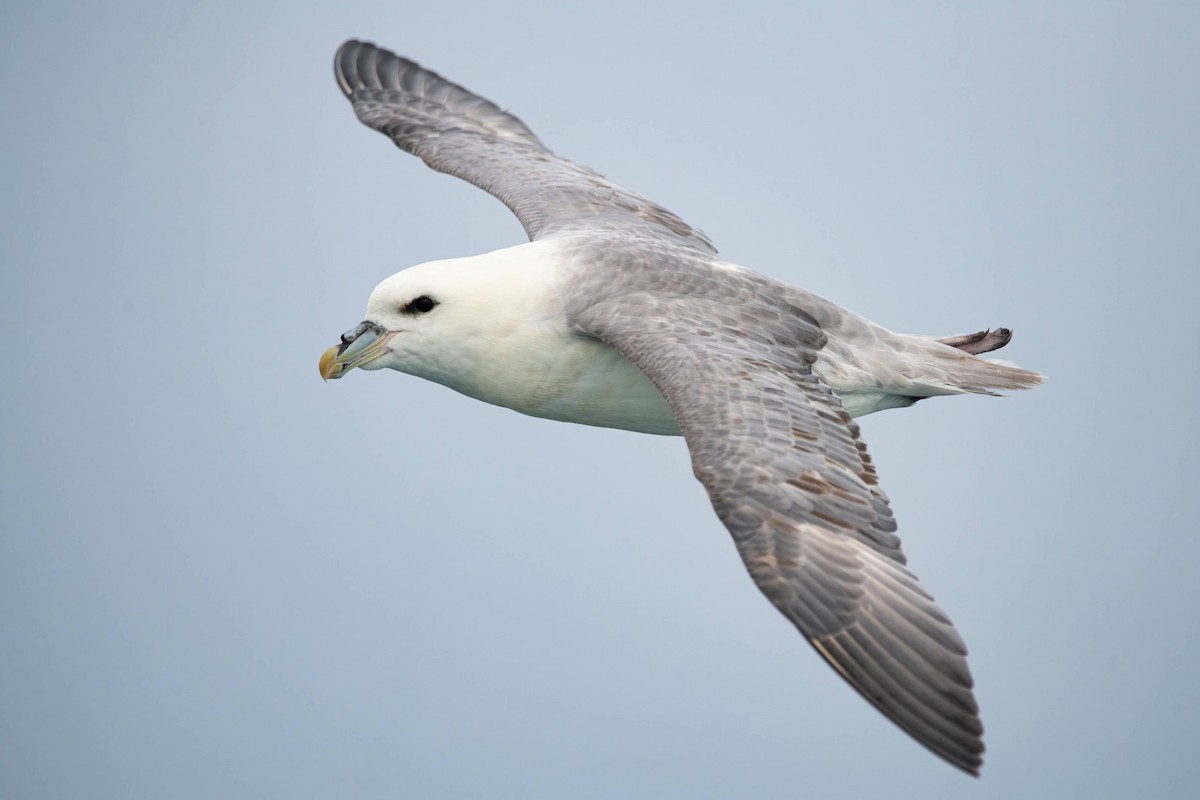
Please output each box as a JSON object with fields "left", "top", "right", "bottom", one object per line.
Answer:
{"left": 574, "top": 286, "right": 984, "bottom": 775}
{"left": 334, "top": 40, "right": 716, "bottom": 254}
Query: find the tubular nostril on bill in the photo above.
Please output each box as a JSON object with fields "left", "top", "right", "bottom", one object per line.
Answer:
{"left": 339, "top": 321, "right": 371, "bottom": 349}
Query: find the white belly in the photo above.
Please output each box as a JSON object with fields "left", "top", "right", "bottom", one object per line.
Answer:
{"left": 431, "top": 326, "right": 682, "bottom": 436}
{"left": 523, "top": 337, "right": 682, "bottom": 435}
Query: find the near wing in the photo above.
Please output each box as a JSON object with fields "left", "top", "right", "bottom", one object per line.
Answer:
{"left": 334, "top": 40, "right": 716, "bottom": 254}
{"left": 577, "top": 292, "right": 985, "bottom": 774}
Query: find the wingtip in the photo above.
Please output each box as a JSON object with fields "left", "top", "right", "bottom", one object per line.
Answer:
{"left": 333, "top": 38, "right": 383, "bottom": 98}
{"left": 946, "top": 739, "right": 985, "bottom": 777}
{"left": 333, "top": 39, "right": 361, "bottom": 96}
{"left": 924, "top": 731, "right": 984, "bottom": 776}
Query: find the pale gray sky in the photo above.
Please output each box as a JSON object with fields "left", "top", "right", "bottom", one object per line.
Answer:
{"left": 2, "top": 2, "right": 1198, "bottom": 798}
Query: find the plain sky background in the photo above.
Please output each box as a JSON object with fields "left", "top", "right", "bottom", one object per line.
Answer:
{"left": 3, "top": 1, "right": 1198, "bottom": 798}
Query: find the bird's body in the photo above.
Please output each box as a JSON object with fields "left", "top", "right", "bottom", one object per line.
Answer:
{"left": 320, "top": 40, "right": 1042, "bottom": 775}
{"left": 354, "top": 236, "right": 1033, "bottom": 432}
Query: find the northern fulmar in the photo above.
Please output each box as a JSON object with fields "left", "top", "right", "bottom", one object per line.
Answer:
{"left": 319, "top": 39, "right": 1042, "bottom": 775}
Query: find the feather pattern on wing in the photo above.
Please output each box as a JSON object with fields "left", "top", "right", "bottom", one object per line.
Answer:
{"left": 571, "top": 269, "right": 984, "bottom": 774}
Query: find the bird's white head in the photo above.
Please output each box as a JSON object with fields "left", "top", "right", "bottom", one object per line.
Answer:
{"left": 318, "top": 243, "right": 563, "bottom": 388}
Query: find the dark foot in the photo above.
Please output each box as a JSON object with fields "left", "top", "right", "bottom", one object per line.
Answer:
{"left": 938, "top": 328, "right": 1012, "bottom": 355}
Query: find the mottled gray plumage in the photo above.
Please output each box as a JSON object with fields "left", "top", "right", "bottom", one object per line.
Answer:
{"left": 328, "top": 39, "right": 1043, "bottom": 776}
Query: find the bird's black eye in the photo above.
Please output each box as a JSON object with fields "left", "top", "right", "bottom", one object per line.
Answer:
{"left": 403, "top": 295, "right": 438, "bottom": 314}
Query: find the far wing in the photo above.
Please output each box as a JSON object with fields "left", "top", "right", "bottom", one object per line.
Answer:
{"left": 334, "top": 40, "right": 717, "bottom": 254}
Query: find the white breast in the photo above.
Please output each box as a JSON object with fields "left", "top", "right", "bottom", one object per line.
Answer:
{"left": 518, "top": 332, "right": 682, "bottom": 435}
